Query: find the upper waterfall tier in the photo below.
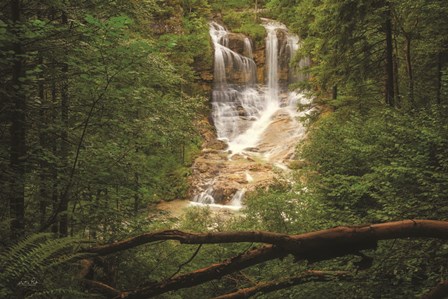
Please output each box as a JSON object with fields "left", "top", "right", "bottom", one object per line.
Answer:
{"left": 209, "top": 20, "right": 305, "bottom": 155}
{"left": 210, "top": 23, "right": 257, "bottom": 87}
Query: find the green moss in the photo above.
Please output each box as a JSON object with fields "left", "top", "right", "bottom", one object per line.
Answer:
{"left": 210, "top": 0, "right": 252, "bottom": 11}
{"left": 222, "top": 11, "right": 266, "bottom": 45}
{"left": 235, "top": 22, "right": 265, "bottom": 44}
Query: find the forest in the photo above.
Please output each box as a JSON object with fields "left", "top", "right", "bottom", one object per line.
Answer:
{"left": 1, "top": 0, "right": 448, "bottom": 298}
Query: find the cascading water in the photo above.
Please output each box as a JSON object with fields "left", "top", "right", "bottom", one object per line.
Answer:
{"left": 210, "top": 22, "right": 259, "bottom": 144}
{"left": 191, "top": 20, "right": 312, "bottom": 209}
{"left": 230, "top": 189, "right": 245, "bottom": 207}
{"left": 265, "top": 22, "right": 281, "bottom": 101}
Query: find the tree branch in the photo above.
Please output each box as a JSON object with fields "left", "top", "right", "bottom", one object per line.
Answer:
{"left": 422, "top": 280, "right": 448, "bottom": 299}
{"left": 213, "top": 270, "right": 351, "bottom": 299}
{"left": 118, "top": 245, "right": 285, "bottom": 299}
{"left": 84, "top": 220, "right": 448, "bottom": 257}
{"left": 168, "top": 244, "right": 203, "bottom": 279}
{"left": 79, "top": 220, "right": 448, "bottom": 298}
{"left": 83, "top": 230, "right": 290, "bottom": 256}
{"left": 82, "top": 279, "right": 120, "bottom": 298}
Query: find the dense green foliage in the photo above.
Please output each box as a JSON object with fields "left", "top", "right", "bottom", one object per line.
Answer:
{"left": 255, "top": 0, "right": 448, "bottom": 297}
{"left": 1, "top": 0, "right": 448, "bottom": 298}
{"left": 300, "top": 106, "right": 448, "bottom": 224}
{"left": 0, "top": 0, "right": 214, "bottom": 295}
{"left": 0, "top": 0, "right": 210, "bottom": 240}
{"left": 268, "top": 0, "right": 448, "bottom": 108}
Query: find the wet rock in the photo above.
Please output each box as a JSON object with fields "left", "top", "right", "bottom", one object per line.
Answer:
{"left": 212, "top": 189, "right": 225, "bottom": 202}
{"left": 196, "top": 163, "right": 208, "bottom": 173}
{"left": 244, "top": 147, "right": 259, "bottom": 152}
{"left": 253, "top": 47, "right": 265, "bottom": 83}
{"left": 277, "top": 29, "right": 296, "bottom": 88}
{"left": 246, "top": 156, "right": 256, "bottom": 162}
{"left": 237, "top": 105, "right": 247, "bottom": 116}
{"left": 226, "top": 33, "right": 247, "bottom": 55}
{"left": 207, "top": 139, "right": 227, "bottom": 150}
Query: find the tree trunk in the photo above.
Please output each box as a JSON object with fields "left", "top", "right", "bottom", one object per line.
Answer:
{"left": 254, "top": 0, "right": 258, "bottom": 21}
{"left": 385, "top": 6, "right": 395, "bottom": 107}
{"left": 59, "top": 9, "right": 70, "bottom": 237}
{"left": 38, "top": 55, "right": 48, "bottom": 227}
{"left": 393, "top": 31, "right": 400, "bottom": 106}
{"left": 9, "top": 0, "right": 26, "bottom": 239}
{"left": 423, "top": 280, "right": 448, "bottom": 299}
{"left": 405, "top": 34, "right": 415, "bottom": 106}
{"left": 332, "top": 85, "right": 338, "bottom": 100}
{"left": 51, "top": 75, "right": 59, "bottom": 235}
{"left": 436, "top": 52, "right": 443, "bottom": 105}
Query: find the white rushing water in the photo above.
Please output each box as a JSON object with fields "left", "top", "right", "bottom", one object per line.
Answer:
{"left": 191, "top": 20, "right": 311, "bottom": 209}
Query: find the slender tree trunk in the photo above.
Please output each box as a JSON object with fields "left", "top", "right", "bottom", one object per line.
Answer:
{"left": 9, "top": 0, "right": 26, "bottom": 239}
{"left": 51, "top": 75, "right": 59, "bottom": 234}
{"left": 385, "top": 6, "right": 395, "bottom": 107}
{"left": 38, "top": 55, "right": 48, "bottom": 227}
{"left": 393, "top": 31, "right": 400, "bottom": 106}
{"left": 51, "top": 151, "right": 59, "bottom": 234}
{"left": 404, "top": 35, "right": 415, "bottom": 106}
{"left": 134, "top": 173, "right": 140, "bottom": 214}
{"left": 254, "top": 0, "right": 258, "bottom": 21}
{"left": 332, "top": 85, "right": 338, "bottom": 100}
{"left": 436, "top": 52, "right": 443, "bottom": 104}
{"left": 59, "top": 10, "right": 70, "bottom": 237}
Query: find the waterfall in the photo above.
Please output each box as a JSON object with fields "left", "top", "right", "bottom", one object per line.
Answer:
{"left": 192, "top": 181, "right": 215, "bottom": 204}
{"left": 230, "top": 189, "right": 246, "bottom": 207}
{"left": 264, "top": 22, "right": 281, "bottom": 102}
{"left": 191, "top": 20, "right": 312, "bottom": 208}
{"left": 244, "top": 37, "right": 253, "bottom": 59}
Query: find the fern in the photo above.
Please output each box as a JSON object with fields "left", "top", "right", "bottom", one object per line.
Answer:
{"left": 26, "top": 288, "right": 94, "bottom": 299}
{"left": 0, "top": 233, "right": 94, "bottom": 298}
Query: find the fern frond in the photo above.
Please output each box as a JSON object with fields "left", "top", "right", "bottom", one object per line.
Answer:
{"left": 0, "top": 233, "right": 88, "bottom": 298}
{"left": 0, "top": 234, "right": 80, "bottom": 280}
{"left": 0, "top": 233, "right": 51, "bottom": 269}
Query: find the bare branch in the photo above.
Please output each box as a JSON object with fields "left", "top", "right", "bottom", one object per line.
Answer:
{"left": 213, "top": 270, "right": 351, "bottom": 299}
{"left": 119, "top": 246, "right": 285, "bottom": 299}
{"left": 82, "top": 279, "right": 120, "bottom": 298}
{"left": 422, "top": 280, "right": 448, "bottom": 299}
{"left": 168, "top": 244, "right": 203, "bottom": 279}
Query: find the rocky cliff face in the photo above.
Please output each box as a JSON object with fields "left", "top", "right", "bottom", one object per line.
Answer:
{"left": 277, "top": 29, "right": 292, "bottom": 87}
{"left": 253, "top": 45, "right": 266, "bottom": 83}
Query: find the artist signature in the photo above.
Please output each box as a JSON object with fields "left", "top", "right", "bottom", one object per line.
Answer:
{"left": 17, "top": 277, "right": 38, "bottom": 287}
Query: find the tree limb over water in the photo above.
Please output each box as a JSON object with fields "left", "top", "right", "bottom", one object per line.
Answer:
{"left": 81, "top": 220, "right": 448, "bottom": 298}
